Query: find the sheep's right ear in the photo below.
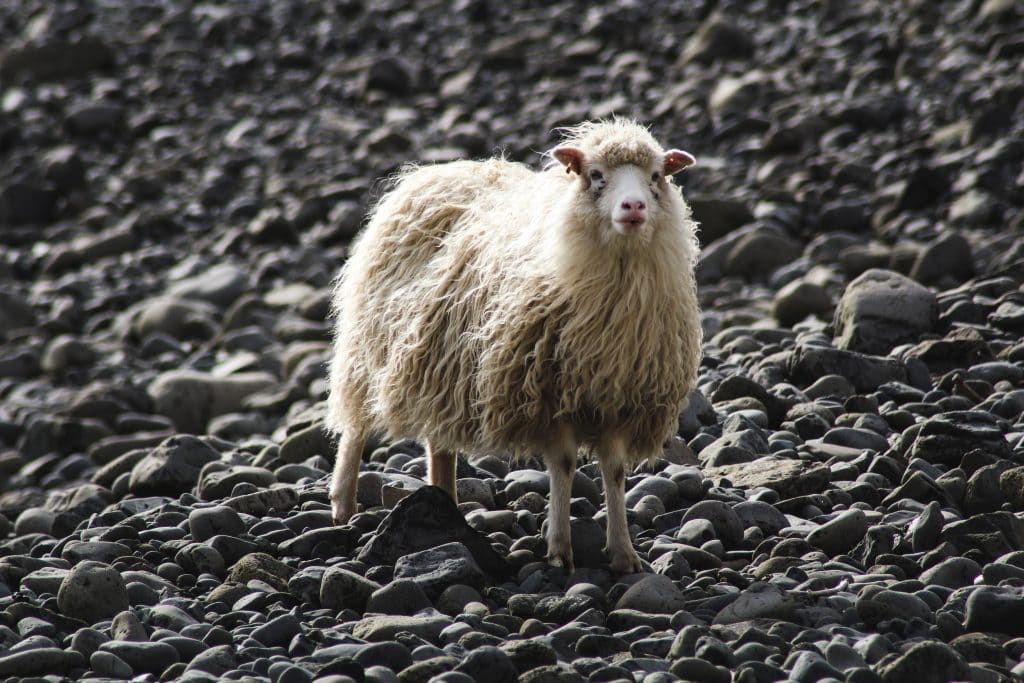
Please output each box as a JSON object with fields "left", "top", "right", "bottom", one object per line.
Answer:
{"left": 552, "top": 146, "right": 585, "bottom": 175}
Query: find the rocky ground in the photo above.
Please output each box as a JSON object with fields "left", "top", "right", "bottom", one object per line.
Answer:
{"left": 2, "top": 0, "right": 1024, "bottom": 681}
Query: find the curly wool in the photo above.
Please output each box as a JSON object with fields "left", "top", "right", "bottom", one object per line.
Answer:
{"left": 326, "top": 120, "right": 701, "bottom": 463}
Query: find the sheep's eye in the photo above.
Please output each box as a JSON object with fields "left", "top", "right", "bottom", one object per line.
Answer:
{"left": 589, "top": 169, "right": 604, "bottom": 181}
{"left": 651, "top": 172, "right": 661, "bottom": 182}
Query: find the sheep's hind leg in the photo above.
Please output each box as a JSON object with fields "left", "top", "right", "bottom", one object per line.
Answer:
{"left": 599, "top": 436, "right": 643, "bottom": 573}
{"left": 427, "top": 442, "right": 458, "bottom": 504}
{"left": 330, "top": 427, "right": 368, "bottom": 525}
{"left": 543, "top": 426, "right": 578, "bottom": 571}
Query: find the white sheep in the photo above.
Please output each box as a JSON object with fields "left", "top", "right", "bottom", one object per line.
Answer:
{"left": 326, "top": 119, "right": 701, "bottom": 573}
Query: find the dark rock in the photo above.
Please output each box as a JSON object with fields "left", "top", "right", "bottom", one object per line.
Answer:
{"left": 788, "top": 344, "right": 908, "bottom": 393}
{"left": 358, "top": 486, "right": 511, "bottom": 578}
{"left": 877, "top": 640, "right": 969, "bottom": 683}
{"left": 0, "top": 39, "right": 116, "bottom": 81}
{"left": 682, "top": 15, "right": 755, "bottom": 64}
{"left": 57, "top": 561, "right": 129, "bottom": 623}
{"left": 964, "top": 586, "right": 1024, "bottom": 636}
{"left": 127, "top": 435, "right": 221, "bottom": 496}
{"left": 393, "top": 542, "right": 487, "bottom": 599}
{"left": 834, "top": 269, "right": 938, "bottom": 355}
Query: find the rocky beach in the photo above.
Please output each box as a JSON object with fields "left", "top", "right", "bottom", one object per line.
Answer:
{"left": 1, "top": 0, "right": 1024, "bottom": 681}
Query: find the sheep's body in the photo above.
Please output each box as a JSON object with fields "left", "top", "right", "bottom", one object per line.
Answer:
{"left": 327, "top": 119, "right": 701, "bottom": 572}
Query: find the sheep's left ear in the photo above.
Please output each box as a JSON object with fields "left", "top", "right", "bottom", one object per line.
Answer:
{"left": 663, "top": 149, "right": 696, "bottom": 175}
{"left": 552, "top": 146, "right": 585, "bottom": 175}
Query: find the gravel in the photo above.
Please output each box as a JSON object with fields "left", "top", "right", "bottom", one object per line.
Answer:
{"left": 1, "top": 0, "right": 1023, "bottom": 681}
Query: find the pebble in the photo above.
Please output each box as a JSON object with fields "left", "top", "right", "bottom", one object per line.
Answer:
{"left": 57, "top": 561, "right": 129, "bottom": 623}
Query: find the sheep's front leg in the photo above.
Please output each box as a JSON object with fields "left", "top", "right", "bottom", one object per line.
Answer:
{"left": 542, "top": 426, "right": 578, "bottom": 570}
{"left": 330, "top": 428, "right": 367, "bottom": 524}
{"left": 599, "top": 437, "right": 643, "bottom": 573}
{"left": 427, "top": 442, "right": 458, "bottom": 504}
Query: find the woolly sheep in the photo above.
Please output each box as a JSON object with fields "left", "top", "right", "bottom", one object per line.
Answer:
{"left": 326, "top": 119, "right": 701, "bottom": 573}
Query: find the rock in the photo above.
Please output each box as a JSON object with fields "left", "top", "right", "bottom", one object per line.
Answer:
{"left": 680, "top": 500, "right": 743, "bottom": 547}
{"left": 127, "top": 435, "right": 221, "bottom": 496}
{"left": 365, "top": 578, "right": 432, "bottom": 615}
{"left": 125, "top": 296, "right": 218, "bottom": 342}
{"left": 352, "top": 614, "right": 452, "bottom": 643}
{"left": 834, "top": 269, "right": 938, "bottom": 355}
{"left": 713, "top": 582, "right": 796, "bottom": 624}
{"left": 0, "top": 648, "right": 84, "bottom": 677}
{"left": 148, "top": 370, "right": 278, "bottom": 433}
{"left": 1001, "top": 466, "right": 1024, "bottom": 509}
{"left": 615, "top": 574, "right": 687, "bottom": 614}
{"left": 722, "top": 226, "right": 802, "bottom": 280}
{"left": 919, "top": 556, "right": 981, "bottom": 589}
{"left": 393, "top": 542, "right": 487, "bottom": 599}
{"left": 251, "top": 612, "right": 301, "bottom": 647}
{"left": 682, "top": 15, "right": 755, "bottom": 64}
{"left": 687, "top": 197, "right": 754, "bottom": 245}
{"left": 167, "top": 263, "right": 249, "bottom": 308}
{"left": 184, "top": 644, "right": 236, "bottom": 676}
{"left": 188, "top": 505, "right": 246, "bottom": 542}
{"left": 363, "top": 56, "right": 415, "bottom": 95}
{"left": 57, "top": 561, "right": 129, "bottom": 623}
{"left": 320, "top": 566, "right": 382, "bottom": 612}
{"left": 964, "top": 586, "right": 1024, "bottom": 636}
{"left": 910, "top": 232, "right": 973, "bottom": 285}
{"left": 788, "top": 344, "right": 908, "bottom": 392}
{"left": 91, "top": 650, "right": 134, "bottom": 678}
{"left": 0, "top": 39, "right": 116, "bottom": 81}
{"left": 226, "top": 552, "right": 296, "bottom": 591}
{"left": 877, "top": 640, "right": 970, "bottom": 683}
{"left": 807, "top": 509, "right": 869, "bottom": 555}
{"left": 855, "top": 586, "right": 934, "bottom": 627}
{"left": 196, "top": 465, "right": 276, "bottom": 499}
{"left": 0, "top": 291, "right": 36, "bottom": 338}
{"left": 66, "top": 102, "right": 125, "bottom": 135}
{"left": 773, "top": 279, "right": 833, "bottom": 326}
{"left": 358, "top": 486, "right": 510, "bottom": 578}
{"left": 279, "top": 423, "right": 336, "bottom": 463}
{"left": 98, "top": 640, "right": 180, "bottom": 676}
{"left": 705, "top": 457, "right": 830, "bottom": 498}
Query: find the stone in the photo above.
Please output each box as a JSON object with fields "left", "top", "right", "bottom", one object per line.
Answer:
{"left": 393, "top": 542, "right": 487, "bottom": 599}
{"left": 0, "top": 291, "right": 37, "bottom": 338}
{"left": 964, "top": 586, "right": 1024, "bottom": 636}
{"left": 788, "top": 344, "right": 908, "bottom": 392}
{"left": 148, "top": 370, "right": 278, "bottom": 434}
{"left": 167, "top": 263, "right": 248, "bottom": 308}
{"left": 188, "top": 505, "right": 246, "bottom": 542}
{"left": 920, "top": 556, "right": 981, "bottom": 589}
{"left": 877, "top": 640, "right": 970, "bottom": 683}
{"left": 773, "top": 279, "right": 833, "bottom": 326}
{"left": 352, "top": 614, "right": 452, "bottom": 643}
{"left": 127, "top": 435, "right": 221, "bottom": 497}
{"left": 680, "top": 500, "right": 743, "bottom": 547}
{"left": 682, "top": 15, "right": 755, "bottom": 64}
{"left": 57, "top": 561, "right": 129, "bottom": 623}
{"left": 615, "top": 574, "right": 687, "bottom": 614}
{"left": 807, "top": 509, "right": 869, "bottom": 555}
{"left": 226, "top": 552, "right": 296, "bottom": 591}
{"left": 358, "top": 486, "right": 511, "bottom": 578}
{"left": 855, "top": 586, "right": 933, "bottom": 627}
{"left": 705, "top": 457, "right": 830, "bottom": 498}
{"left": 834, "top": 269, "right": 938, "bottom": 355}
{"left": 321, "top": 566, "right": 382, "bottom": 612}
{"left": 184, "top": 644, "right": 236, "bottom": 676}
{"left": 0, "top": 648, "right": 84, "bottom": 677}
{"left": 0, "top": 39, "right": 116, "bottom": 81}
{"left": 365, "top": 578, "right": 432, "bottom": 615}
{"left": 98, "top": 640, "right": 180, "bottom": 676}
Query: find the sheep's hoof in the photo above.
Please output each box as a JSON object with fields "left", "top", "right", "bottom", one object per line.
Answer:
{"left": 331, "top": 498, "right": 356, "bottom": 526}
{"left": 608, "top": 546, "right": 644, "bottom": 574}
{"left": 545, "top": 544, "right": 575, "bottom": 573}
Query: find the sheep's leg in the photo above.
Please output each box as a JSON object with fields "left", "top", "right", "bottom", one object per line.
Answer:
{"left": 427, "top": 442, "right": 458, "bottom": 504}
{"left": 599, "top": 437, "right": 643, "bottom": 573}
{"left": 543, "top": 426, "right": 578, "bottom": 570}
{"left": 330, "top": 427, "right": 367, "bottom": 524}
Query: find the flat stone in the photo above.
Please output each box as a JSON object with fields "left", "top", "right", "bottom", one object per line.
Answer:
{"left": 57, "top": 561, "right": 129, "bottom": 624}
{"left": 705, "top": 457, "right": 830, "bottom": 498}
{"left": 393, "top": 542, "right": 487, "bottom": 599}
{"left": 352, "top": 614, "right": 453, "bottom": 643}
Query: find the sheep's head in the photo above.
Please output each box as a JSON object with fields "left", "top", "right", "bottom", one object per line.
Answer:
{"left": 551, "top": 120, "right": 694, "bottom": 241}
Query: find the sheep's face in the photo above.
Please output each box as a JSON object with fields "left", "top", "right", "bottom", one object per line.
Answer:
{"left": 553, "top": 146, "right": 695, "bottom": 240}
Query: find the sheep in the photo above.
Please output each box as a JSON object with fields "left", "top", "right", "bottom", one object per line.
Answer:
{"left": 326, "top": 118, "right": 701, "bottom": 573}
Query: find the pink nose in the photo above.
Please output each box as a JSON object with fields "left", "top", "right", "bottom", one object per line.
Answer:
{"left": 621, "top": 199, "right": 646, "bottom": 212}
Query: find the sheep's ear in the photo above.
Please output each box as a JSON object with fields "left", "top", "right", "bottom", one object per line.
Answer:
{"left": 663, "top": 149, "right": 696, "bottom": 175}
{"left": 552, "top": 146, "right": 585, "bottom": 175}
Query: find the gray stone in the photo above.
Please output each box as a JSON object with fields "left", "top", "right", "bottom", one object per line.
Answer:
{"left": 352, "top": 614, "right": 453, "bottom": 643}
{"left": 773, "top": 278, "right": 833, "bottom": 326}
{"left": 834, "top": 269, "right": 938, "bottom": 355}
{"left": 807, "top": 509, "right": 869, "bottom": 555}
{"left": 614, "top": 574, "right": 687, "bottom": 614}
{"left": 57, "top": 561, "right": 129, "bottom": 623}
{"left": 877, "top": 640, "right": 970, "bottom": 683}
{"left": 733, "top": 500, "right": 789, "bottom": 535}
{"left": 184, "top": 644, "right": 237, "bottom": 675}
{"left": 789, "top": 344, "right": 908, "bottom": 392}
{"left": 90, "top": 650, "right": 134, "bottom": 678}
{"left": 0, "top": 648, "right": 84, "bottom": 677}
{"left": 706, "top": 457, "right": 830, "bottom": 498}
{"left": 365, "top": 578, "right": 432, "bottom": 615}
{"left": 196, "top": 465, "right": 276, "bottom": 499}
{"left": 920, "top": 556, "right": 981, "bottom": 589}
{"left": 188, "top": 505, "right": 246, "bottom": 542}
{"left": 98, "top": 640, "right": 180, "bottom": 676}
{"left": 251, "top": 612, "right": 301, "bottom": 647}
{"left": 713, "top": 582, "right": 796, "bottom": 624}
{"left": 167, "top": 263, "right": 248, "bottom": 308}
{"left": 320, "top": 566, "right": 382, "bottom": 612}
{"left": 855, "top": 587, "right": 934, "bottom": 627}
{"left": 964, "top": 586, "right": 1024, "bottom": 636}
{"left": 148, "top": 370, "right": 278, "bottom": 434}
{"left": 680, "top": 500, "right": 743, "bottom": 547}
{"left": 128, "top": 435, "right": 221, "bottom": 497}
{"left": 393, "top": 542, "right": 487, "bottom": 599}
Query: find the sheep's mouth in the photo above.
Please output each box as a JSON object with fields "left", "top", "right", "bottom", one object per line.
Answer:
{"left": 614, "top": 218, "right": 646, "bottom": 233}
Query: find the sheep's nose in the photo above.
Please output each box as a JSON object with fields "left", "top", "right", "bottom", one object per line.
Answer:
{"left": 621, "top": 199, "right": 646, "bottom": 211}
